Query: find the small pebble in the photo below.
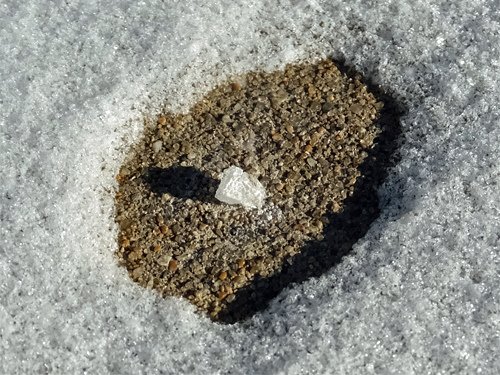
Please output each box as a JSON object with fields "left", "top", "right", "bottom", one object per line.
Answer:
{"left": 157, "top": 116, "right": 167, "bottom": 126}
{"left": 168, "top": 259, "right": 178, "bottom": 272}
{"left": 132, "top": 267, "right": 144, "bottom": 280}
{"left": 152, "top": 140, "right": 162, "bottom": 153}
{"left": 322, "top": 102, "right": 334, "bottom": 112}
{"left": 350, "top": 103, "right": 363, "bottom": 114}
{"left": 231, "top": 82, "right": 241, "bottom": 91}
{"left": 272, "top": 132, "right": 283, "bottom": 142}
{"left": 306, "top": 157, "right": 317, "bottom": 167}
{"left": 218, "top": 291, "right": 228, "bottom": 300}
{"left": 120, "top": 237, "right": 130, "bottom": 248}
{"left": 159, "top": 225, "right": 172, "bottom": 236}
{"left": 157, "top": 254, "right": 172, "bottom": 267}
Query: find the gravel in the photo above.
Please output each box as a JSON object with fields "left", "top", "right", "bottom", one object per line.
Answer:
{"left": 114, "top": 59, "right": 383, "bottom": 321}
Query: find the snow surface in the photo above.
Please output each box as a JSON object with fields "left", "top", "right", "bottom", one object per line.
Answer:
{"left": 1, "top": 0, "right": 499, "bottom": 374}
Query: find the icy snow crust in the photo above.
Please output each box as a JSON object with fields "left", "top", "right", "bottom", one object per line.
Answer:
{"left": 1, "top": 1, "right": 499, "bottom": 373}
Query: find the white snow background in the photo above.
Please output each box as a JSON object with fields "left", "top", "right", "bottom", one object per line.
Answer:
{"left": 1, "top": 0, "right": 499, "bottom": 373}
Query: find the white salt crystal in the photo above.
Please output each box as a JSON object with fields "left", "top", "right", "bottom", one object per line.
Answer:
{"left": 215, "top": 166, "right": 266, "bottom": 209}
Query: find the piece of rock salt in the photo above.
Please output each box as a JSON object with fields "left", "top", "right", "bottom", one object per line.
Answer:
{"left": 215, "top": 166, "right": 266, "bottom": 209}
